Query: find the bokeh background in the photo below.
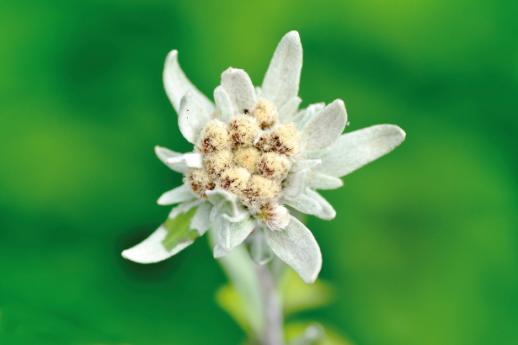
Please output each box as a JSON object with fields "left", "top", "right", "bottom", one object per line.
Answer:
{"left": 1, "top": 0, "right": 517, "bottom": 344}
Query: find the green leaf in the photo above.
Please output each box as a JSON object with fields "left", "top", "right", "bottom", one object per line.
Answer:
{"left": 280, "top": 268, "right": 334, "bottom": 316}
{"left": 161, "top": 207, "right": 198, "bottom": 251}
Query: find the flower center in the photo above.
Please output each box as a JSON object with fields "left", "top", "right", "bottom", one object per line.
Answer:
{"left": 188, "top": 99, "right": 300, "bottom": 219}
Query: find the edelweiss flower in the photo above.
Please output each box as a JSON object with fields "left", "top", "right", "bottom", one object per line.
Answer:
{"left": 122, "top": 31, "right": 405, "bottom": 283}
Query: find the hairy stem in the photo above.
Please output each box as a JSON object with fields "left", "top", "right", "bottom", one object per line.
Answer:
{"left": 210, "top": 230, "right": 285, "bottom": 344}
{"left": 256, "top": 263, "right": 284, "bottom": 345}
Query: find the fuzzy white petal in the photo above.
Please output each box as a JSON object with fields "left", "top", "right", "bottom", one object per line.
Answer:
{"left": 282, "top": 170, "right": 308, "bottom": 198}
{"left": 157, "top": 184, "right": 195, "bottom": 205}
{"left": 278, "top": 96, "right": 302, "bottom": 122}
{"left": 228, "top": 218, "right": 256, "bottom": 247}
{"left": 214, "top": 85, "right": 235, "bottom": 122}
{"left": 302, "top": 99, "right": 347, "bottom": 151}
{"left": 265, "top": 216, "right": 322, "bottom": 283}
{"left": 155, "top": 146, "right": 203, "bottom": 173}
{"left": 206, "top": 188, "right": 252, "bottom": 222}
{"left": 178, "top": 92, "right": 211, "bottom": 144}
{"left": 122, "top": 201, "right": 198, "bottom": 264}
{"left": 168, "top": 199, "right": 201, "bottom": 218}
{"left": 155, "top": 146, "right": 188, "bottom": 173}
{"left": 282, "top": 191, "right": 321, "bottom": 216}
{"left": 213, "top": 216, "right": 255, "bottom": 257}
{"left": 190, "top": 202, "right": 212, "bottom": 235}
{"left": 294, "top": 102, "right": 325, "bottom": 129}
{"left": 250, "top": 230, "right": 274, "bottom": 265}
{"left": 307, "top": 172, "right": 344, "bottom": 190}
{"left": 306, "top": 189, "right": 336, "bottom": 220}
{"left": 292, "top": 159, "right": 322, "bottom": 172}
{"left": 262, "top": 31, "right": 303, "bottom": 109}
{"left": 173, "top": 152, "right": 203, "bottom": 168}
{"left": 163, "top": 50, "right": 213, "bottom": 114}
{"left": 316, "top": 124, "right": 406, "bottom": 177}
{"left": 221, "top": 68, "right": 257, "bottom": 113}
{"left": 122, "top": 225, "right": 193, "bottom": 263}
{"left": 283, "top": 159, "right": 321, "bottom": 198}
{"left": 283, "top": 188, "right": 336, "bottom": 220}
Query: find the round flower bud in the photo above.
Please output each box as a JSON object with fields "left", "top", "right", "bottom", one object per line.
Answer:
{"left": 187, "top": 168, "right": 214, "bottom": 196}
{"left": 204, "top": 150, "right": 232, "bottom": 177}
{"left": 228, "top": 115, "right": 260, "bottom": 148}
{"left": 270, "top": 123, "right": 299, "bottom": 156}
{"left": 244, "top": 175, "right": 281, "bottom": 204}
{"left": 257, "top": 152, "right": 291, "bottom": 180}
{"left": 253, "top": 99, "right": 278, "bottom": 129}
{"left": 198, "top": 119, "right": 231, "bottom": 153}
{"left": 233, "top": 147, "right": 261, "bottom": 173}
{"left": 219, "top": 167, "right": 251, "bottom": 196}
{"left": 254, "top": 131, "right": 274, "bottom": 152}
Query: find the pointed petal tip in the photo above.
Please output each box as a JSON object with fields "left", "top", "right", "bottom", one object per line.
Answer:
{"left": 262, "top": 30, "right": 302, "bottom": 108}
{"left": 156, "top": 185, "right": 195, "bottom": 206}
{"left": 156, "top": 190, "right": 175, "bottom": 205}
{"left": 385, "top": 124, "right": 407, "bottom": 142}
{"left": 121, "top": 248, "right": 168, "bottom": 265}
{"left": 301, "top": 248, "right": 322, "bottom": 284}
{"left": 332, "top": 99, "right": 347, "bottom": 121}
{"left": 329, "top": 98, "right": 346, "bottom": 114}
{"left": 315, "top": 123, "right": 406, "bottom": 177}
{"left": 302, "top": 99, "right": 347, "bottom": 151}
{"left": 265, "top": 216, "right": 322, "bottom": 284}
{"left": 306, "top": 244, "right": 323, "bottom": 284}
{"left": 121, "top": 249, "right": 153, "bottom": 264}
{"left": 284, "top": 30, "right": 301, "bottom": 43}
{"left": 397, "top": 126, "right": 407, "bottom": 140}
{"left": 222, "top": 66, "right": 242, "bottom": 75}
{"left": 154, "top": 145, "right": 165, "bottom": 155}
{"left": 301, "top": 270, "right": 319, "bottom": 283}
{"left": 163, "top": 47, "right": 214, "bottom": 116}
{"left": 156, "top": 196, "right": 168, "bottom": 205}
{"left": 323, "top": 211, "right": 336, "bottom": 220}
{"left": 303, "top": 270, "right": 320, "bottom": 284}
{"left": 154, "top": 145, "right": 174, "bottom": 160}
{"left": 334, "top": 98, "right": 345, "bottom": 108}
{"left": 221, "top": 67, "right": 249, "bottom": 82}
{"left": 165, "top": 49, "right": 178, "bottom": 64}
{"left": 121, "top": 248, "right": 141, "bottom": 262}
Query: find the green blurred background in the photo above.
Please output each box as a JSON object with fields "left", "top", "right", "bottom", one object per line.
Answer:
{"left": 1, "top": 0, "right": 517, "bottom": 344}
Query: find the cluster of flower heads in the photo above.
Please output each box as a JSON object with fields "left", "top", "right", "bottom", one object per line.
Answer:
{"left": 122, "top": 31, "right": 406, "bottom": 283}
{"left": 189, "top": 99, "right": 299, "bottom": 230}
